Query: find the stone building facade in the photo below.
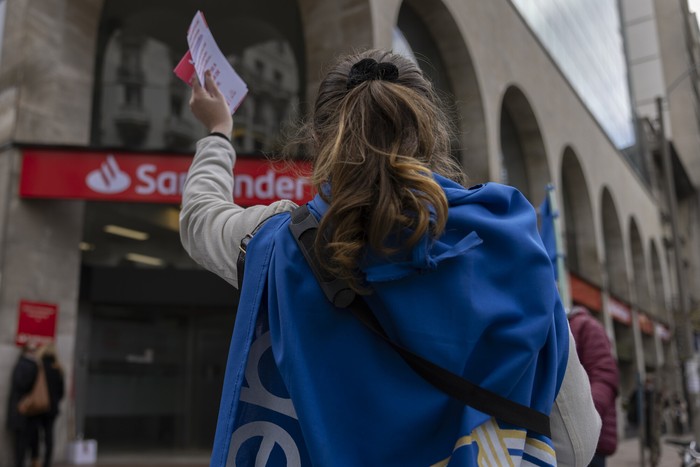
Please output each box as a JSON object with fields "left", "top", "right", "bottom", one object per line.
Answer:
{"left": 0, "top": 0, "right": 696, "bottom": 462}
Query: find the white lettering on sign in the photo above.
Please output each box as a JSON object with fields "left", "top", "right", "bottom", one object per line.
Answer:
{"left": 235, "top": 170, "right": 309, "bottom": 201}
{"left": 135, "top": 164, "right": 188, "bottom": 196}
{"left": 84, "top": 156, "right": 307, "bottom": 201}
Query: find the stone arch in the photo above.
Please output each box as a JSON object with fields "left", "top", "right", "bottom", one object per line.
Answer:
{"left": 629, "top": 218, "right": 650, "bottom": 313}
{"left": 560, "top": 147, "right": 599, "bottom": 284}
{"left": 629, "top": 219, "right": 657, "bottom": 372}
{"left": 499, "top": 86, "right": 550, "bottom": 205}
{"left": 298, "top": 0, "right": 373, "bottom": 104}
{"left": 601, "top": 187, "right": 630, "bottom": 303}
{"left": 391, "top": 0, "right": 488, "bottom": 183}
{"left": 602, "top": 187, "right": 637, "bottom": 397}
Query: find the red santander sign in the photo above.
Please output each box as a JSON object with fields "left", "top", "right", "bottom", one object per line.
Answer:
{"left": 19, "top": 148, "right": 313, "bottom": 205}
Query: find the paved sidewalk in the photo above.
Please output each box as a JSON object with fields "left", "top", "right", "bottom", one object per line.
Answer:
{"left": 54, "top": 436, "right": 688, "bottom": 466}
{"left": 608, "top": 435, "right": 689, "bottom": 466}
{"left": 55, "top": 452, "right": 209, "bottom": 467}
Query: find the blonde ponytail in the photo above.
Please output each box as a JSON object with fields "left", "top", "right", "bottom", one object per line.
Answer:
{"left": 304, "top": 50, "right": 464, "bottom": 292}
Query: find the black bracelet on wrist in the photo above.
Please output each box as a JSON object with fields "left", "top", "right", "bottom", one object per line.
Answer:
{"left": 209, "top": 131, "right": 231, "bottom": 142}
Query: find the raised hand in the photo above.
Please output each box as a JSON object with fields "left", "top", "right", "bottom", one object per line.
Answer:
{"left": 189, "top": 70, "right": 233, "bottom": 136}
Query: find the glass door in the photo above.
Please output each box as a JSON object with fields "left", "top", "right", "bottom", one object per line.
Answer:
{"left": 83, "top": 305, "right": 234, "bottom": 452}
{"left": 84, "top": 306, "right": 189, "bottom": 451}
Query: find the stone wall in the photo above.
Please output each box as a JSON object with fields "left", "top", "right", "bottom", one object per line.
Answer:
{"left": 0, "top": 1, "right": 101, "bottom": 463}
{"left": 0, "top": 0, "right": 683, "bottom": 462}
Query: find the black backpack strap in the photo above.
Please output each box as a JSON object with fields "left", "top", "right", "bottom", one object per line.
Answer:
{"left": 237, "top": 234, "right": 253, "bottom": 289}
{"left": 288, "top": 206, "right": 355, "bottom": 308}
{"left": 288, "top": 204, "right": 552, "bottom": 438}
{"left": 236, "top": 214, "right": 279, "bottom": 289}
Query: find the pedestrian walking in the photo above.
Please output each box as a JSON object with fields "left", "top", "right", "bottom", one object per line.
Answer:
{"left": 28, "top": 343, "right": 64, "bottom": 467}
{"left": 628, "top": 376, "right": 663, "bottom": 466}
{"left": 6, "top": 343, "right": 40, "bottom": 467}
{"left": 569, "top": 305, "right": 620, "bottom": 466}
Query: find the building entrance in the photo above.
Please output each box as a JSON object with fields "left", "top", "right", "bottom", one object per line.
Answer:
{"left": 76, "top": 202, "right": 239, "bottom": 453}
{"left": 83, "top": 303, "right": 233, "bottom": 451}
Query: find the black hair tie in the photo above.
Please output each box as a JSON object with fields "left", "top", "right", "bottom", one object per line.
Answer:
{"left": 347, "top": 58, "right": 399, "bottom": 90}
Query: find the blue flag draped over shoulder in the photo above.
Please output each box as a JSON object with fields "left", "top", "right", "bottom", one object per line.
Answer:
{"left": 210, "top": 176, "right": 569, "bottom": 466}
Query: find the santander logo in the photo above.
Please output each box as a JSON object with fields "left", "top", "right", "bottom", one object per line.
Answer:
{"left": 86, "top": 155, "right": 131, "bottom": 194}
{"left": 20, "top": 149, "right": 315, "bottom": 204}
{"left": 66, "top": 152, "right": 310, "bottom": 203}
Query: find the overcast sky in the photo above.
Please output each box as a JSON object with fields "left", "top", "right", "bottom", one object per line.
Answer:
{"left": 690, "top": 0, "right": 700, "bottom": 20}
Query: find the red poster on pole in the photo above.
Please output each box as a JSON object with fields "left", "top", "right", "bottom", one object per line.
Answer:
{"left": 15, "top": 300, "right": 58, "bottom": 346}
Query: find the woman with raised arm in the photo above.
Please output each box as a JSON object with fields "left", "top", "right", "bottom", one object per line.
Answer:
{"left": 181, "top": 49, "right": 600, "bottom": 466}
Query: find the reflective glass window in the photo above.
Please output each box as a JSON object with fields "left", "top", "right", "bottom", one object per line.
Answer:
{"left": 92, "top": 2, "right": 304, "bottom": 154}
{"left": 511, "top": 0, "right": 636, "bottom": 149}
{"left": 500, "top": 106, "right": 529, "bottom": 191}
{"left": 393, "top": 4, "right": 462, "bottom": 162}
{"left": 393, "top": 4, "right": 452, "bottom": 98}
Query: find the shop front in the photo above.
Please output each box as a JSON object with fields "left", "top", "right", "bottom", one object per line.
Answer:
{"left": 569, "top": 274, "right": 672, "bottom": 402}
{"left": 18, "top": 145, "right": 311, "bottom": 452}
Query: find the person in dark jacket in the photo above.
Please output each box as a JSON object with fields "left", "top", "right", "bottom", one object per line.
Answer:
{"left": 6, "top": 343, "right": 40, "bottom": 467}
{"left": 569, "top": 305, "right": 620, "bottom": 467}
{"left": 29, "top": 343, "right": 65, "bottom": 467}
{"left": 627, "top": 376, "right": 662, "bottom": 466}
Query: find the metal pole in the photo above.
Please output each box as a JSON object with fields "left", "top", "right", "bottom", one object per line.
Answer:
{"left": 631, "top": 309, "right": 647, "bottom": 466}
{"left": 656, "top": 96, "right": 700, "bottom": 441}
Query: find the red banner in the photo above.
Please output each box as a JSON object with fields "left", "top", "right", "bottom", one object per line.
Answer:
{"left": 569, "top": 273, "right": 603, "bottom": 312}
{"left": 638, "top": 313, "right": 654, "bottom": 335}
{"left": 655, "top": 323, "right": 671, "bottom": 342}
{"left": 16, "top": 300, "right": 58, "bottom": 346}
{"left": 608, "top": 297, "right": 632, "bottom": 325}
{"left": 19, "top": 148, "right": 313, "bottom": 205}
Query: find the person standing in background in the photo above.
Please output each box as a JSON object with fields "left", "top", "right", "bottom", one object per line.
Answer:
{"left": 29, "top": 343, "right": 65, "bottom": 467}
{"left": 5, "top": 343, "right": 39, "bottom": 467}
{"left": 568, "top": 305, "right": 620, "bottom": 467}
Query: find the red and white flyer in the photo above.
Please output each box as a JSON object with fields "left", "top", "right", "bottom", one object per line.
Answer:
{"left": 173, "top": 11, "right": 248, "bottom": 113}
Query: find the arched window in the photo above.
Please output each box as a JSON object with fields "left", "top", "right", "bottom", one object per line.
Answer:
{"left": 92, "top": 2, "right": 304, "bottom": 154}
{"left": 499, "top": 87, "right": 550, "bottom": 205}
{"left": 561, "top": 148, "right": 598, "bottom": 283}
{"left": 391, "top": 0, "right": 488, "bottom": 180}
{"left": 393, "top": 3, "right": 452, "bottom": 96}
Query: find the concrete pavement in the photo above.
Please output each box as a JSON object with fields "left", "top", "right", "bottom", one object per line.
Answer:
{"left": 55, "top": 452, "right": 209, "bottom": 467}
{"left": 52, "top": 436, "right": 688, "bottom": 466}
{"left": 608, "top": 435, "right": 689, "bottom": 466}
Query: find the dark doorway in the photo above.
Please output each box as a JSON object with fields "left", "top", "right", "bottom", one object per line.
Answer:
{"left": 78, "top": 266, "right": 238, "bottom": 452}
